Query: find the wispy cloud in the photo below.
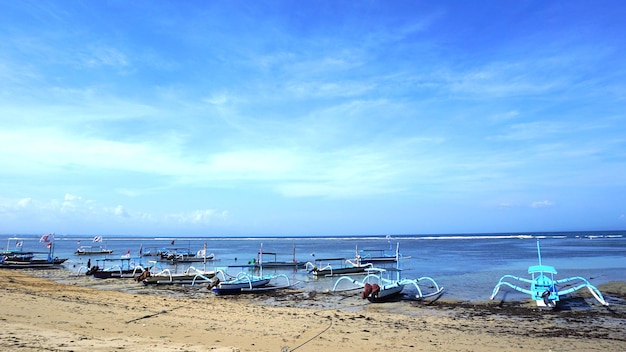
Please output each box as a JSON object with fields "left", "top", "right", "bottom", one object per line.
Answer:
{"left": 1, "top": 1, "right": 624, "bottom": 235}
{"left": 531, "top": 200, "right": 555, "bottom": 208}
{"left": 79, "top": 45, "right": 129, "bottom": 68}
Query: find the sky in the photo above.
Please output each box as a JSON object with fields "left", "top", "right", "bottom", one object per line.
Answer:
{"left": 1, "top": 1, "right": 625, "bottom": 237}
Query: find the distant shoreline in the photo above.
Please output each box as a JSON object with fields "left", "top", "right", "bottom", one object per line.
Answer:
{"left": 3, "top": 229, "right": 624, "bottom": 241}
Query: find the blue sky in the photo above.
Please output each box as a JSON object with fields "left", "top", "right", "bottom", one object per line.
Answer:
{"left": 1, "top": 1, "right": 625, "bottom": 237}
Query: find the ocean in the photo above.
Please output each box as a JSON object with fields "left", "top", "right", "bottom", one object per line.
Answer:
{"left": 2, "top": 231, "right": 625, "bottom": 303}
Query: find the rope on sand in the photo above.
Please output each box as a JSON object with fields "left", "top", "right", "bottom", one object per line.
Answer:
{"left": 281, "top": 317, "right": 333, "bottom": 352}
{"left": 125, "top": 310, "right": 168, "bottom": 323}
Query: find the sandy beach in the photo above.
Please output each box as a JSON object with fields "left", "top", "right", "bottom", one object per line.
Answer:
{"left": 1, "top": 270, "right": 625, "bottom": 352}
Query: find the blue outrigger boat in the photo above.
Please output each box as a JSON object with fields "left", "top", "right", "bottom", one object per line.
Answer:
{"left": 490, "top": 240, "right": 609, "bottom": 308}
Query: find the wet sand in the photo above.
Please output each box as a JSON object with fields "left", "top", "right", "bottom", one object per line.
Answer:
{"left": 1, "top": 270, "right": 625, "bottom": 351}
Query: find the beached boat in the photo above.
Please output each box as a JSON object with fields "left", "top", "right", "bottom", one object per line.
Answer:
{"left": 332, "top": 267, "right": 444, "bottom": 302}
{"left": 210, "top": 271, "right": 272, "bottom": 295}
{"left": 211, "top": 246, "right": 298, "bottom": 295}
{"left": 140, "top": 261, "right": 216, "bottom": 286}
{"left": 332, "top": 243, "right": 444, "bottom": 302}
{"left": 490, "top": 240, "right": 609, "bottom": 308}
{"left": 209, "top": 270, "right": 295, "bottom": 295}
{"left": 86, "top": 258, "right": 148, "bottom": 279}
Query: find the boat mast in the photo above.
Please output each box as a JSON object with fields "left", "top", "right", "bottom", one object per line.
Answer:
{"left": 203, "top": 242, "right": 207, "bottom": 272}
{"left": 536, "top": 240, "right": 542, "bottom": 266}
{"left": 259, "top": 243, "right": 263, "bottom": 277}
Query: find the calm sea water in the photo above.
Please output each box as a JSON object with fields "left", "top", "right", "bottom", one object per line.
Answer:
{"left": 2, "top": 231, "right": 625, "bottom": 302}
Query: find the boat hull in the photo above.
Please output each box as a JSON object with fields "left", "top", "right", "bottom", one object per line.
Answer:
{"left": 367, "top": 284, "right": 405, "bottom": 302}
{"left": 92, "top": 269, "right": 142, "bottom": 279}
{"left": 142, "top": 273, "right": 216, "bottom": 286}
{"left": 312, "top": 266, "right": 367, "bottom": 277}
{"left": 0, "top": 259, "right": 67, "bottom": 269}
{"left": 212, "top": 278, "right": 271, "bottom": 295}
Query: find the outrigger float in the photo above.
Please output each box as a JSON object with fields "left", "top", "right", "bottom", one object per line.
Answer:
{"left": 490, "top": 240, "right": 609, "bottom": 308}
{"left": 331, "top": 243, "right": 444, "bottom": 302}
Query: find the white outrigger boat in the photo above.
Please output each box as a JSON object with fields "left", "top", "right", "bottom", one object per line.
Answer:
{"left": 140, "top": 260, "right": 216, "bottom": 286}
{"left": 210, "top": 244, "right": 298, "bottom": 295}
{"left": 304, "top": 245, "right": 376, "bottom": 277}
{"left": 490, "top": 240, "right": 609, "bottom": 308}
{"left": 209, "top": 269, "right": 296, "bottom": 295}
{"left": 331, "top": 243, "right": 444, "bottom": 302}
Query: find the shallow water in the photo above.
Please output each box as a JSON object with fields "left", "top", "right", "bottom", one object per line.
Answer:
{"left": 2, "top": 231, "right": 625, "bottom": 305}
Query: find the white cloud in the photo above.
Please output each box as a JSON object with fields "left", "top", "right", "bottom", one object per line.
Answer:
{"left": 167, "top": 209, "right": 229, "bottom": 224}
{"left": 111, "top": 205, "right": 129, "bottom": 217}
{"left": 531, "top": 200, "right": 555, "bottom": 208}
{"left": 64, "top": 193, "right": 82, "bottom": 201}
{"left": 16, "top": 198, "right": 32, "bottom": 208}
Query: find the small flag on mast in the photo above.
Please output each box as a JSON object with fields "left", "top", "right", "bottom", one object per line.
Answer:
{"left": 39, "top": 233, "right": 54, "bottom": 243}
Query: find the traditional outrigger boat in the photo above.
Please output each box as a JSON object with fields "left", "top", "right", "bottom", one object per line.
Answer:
{"left": 331, "top": 243, "right": 444, "bottom": 302}
{"left": 333, "top": 267, "right": 444, "bottom": 302}
{"left": 84, "top": 257, "right": 149, "bottom": 279}
{"left": 167, "top": 251, "right": 216, "bottom": 264}
{"left": 304, "top": 245, "right": 375, "bottom": 277}
{"left": 140, "top": 261, "right": 216, "bottom": 286}
{"left": 0, "top": 253, "right": 68, "bottom": 269}
{"left": 304, "top": 257, "right": 372, "bottom": 277}
{"left": 141, "top": 268, "right": 216, "bottom": 286}
{"left": 210, "top": 246, "right": 298, "bottom": 295}
{"left": 75, "top": 245, "right": 114, "bottom": 255}
{"left": 357, "top": 239, "right": 408, "bottom": 264}
{"left": 1, "top": 236, "right": 68, "bottom": 269}
{"left": 165, "top": 243, "right": 216, "bottom": 264}
{"left": 209, "top": 270, "right": 296, "bottom": 295}
{"left": 251, "top": 245, "right": 306, "bottom": 269}
{"left": 490, "top": 240, "right": 609, "bottom": 308}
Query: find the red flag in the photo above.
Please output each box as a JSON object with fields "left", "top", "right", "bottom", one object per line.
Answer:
{"left": 45, "top": 242, "right": 52, "bottom": 248}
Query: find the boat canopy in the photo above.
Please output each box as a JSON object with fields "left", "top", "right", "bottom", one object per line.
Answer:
{"left": 528, "top": 264, "right": 557, "bottom": 274}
